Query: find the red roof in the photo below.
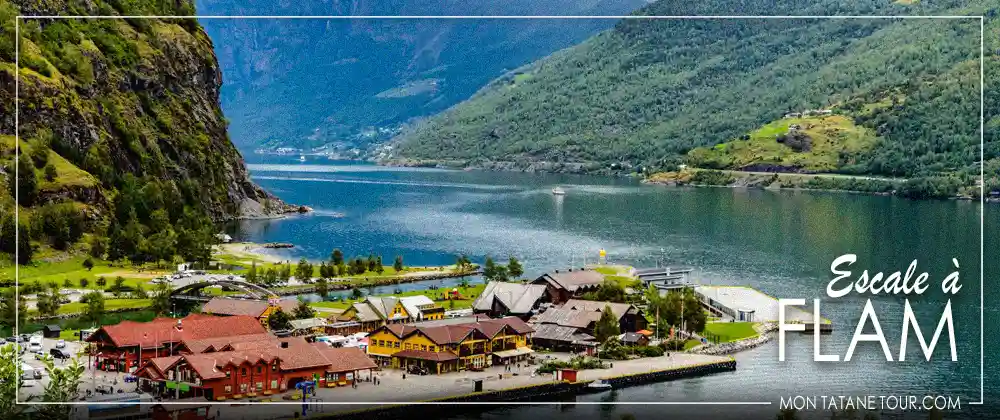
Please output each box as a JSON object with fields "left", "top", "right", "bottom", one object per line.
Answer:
{"left": 137, "top": 338, "right": 377, "bottom": 382}
{"left": 88, "top": 314, "right": 267, "bottom": 348}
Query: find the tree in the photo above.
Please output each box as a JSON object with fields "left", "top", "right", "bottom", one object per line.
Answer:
{"left": 393, "top": 255, "right": 404, "bottom": 272}
{"left": 0, "top": 344, "right": 23, "bottom": 416}
{"left": 292, "top": 298, "right": 316, "bottom": 320}
{"left": 78, "top": 278, "right": 89, "bottom": 289}
{"left": 11, "top": 156, "right": 38, "bottom": 206}
{"left": 82, "top": 257, "right": 94, "bottom": 271}
{"left": 0, "top": 288, "right": 27, "bottom": 330}
{"left": 39, "top": 356, "right": 85, "bottom": 417}
{"left": 492, "top": 264, "right": 509, "bottom": 282}
{"left": 134, "top": 283, "right": 148, "bottom": 299}
{"left": 330, "top": 248, "right": 344, "bottom": 266}
{"left": 268, "top": 308, "right": 292, "bottom": 330}
{"left": 315, "top": 277, "right": 329, "bottom": 298}
{"left": 150, "top": 282, "right": 172, "bottom": 315}
{"left": 63, "top": 278, "right": 73, "bottom": 289}
{"left": 583, "top": 279, "right": 626, "bottom": 303}
{"left": 593, "top": 305, "right": 620, "bottom": 343}
{"left": 278, "top": 264, "right": 292, "bottom": 284}
{"left": 43, "top": 163, "right": 57, "bottom": 181}
{"left": 295, "top": 258, "right": 313, "bottom": 283}
{"left": 366, "top": 254, "right": 376, "bottom": 273}
{"left": 82, "top": 291, "right": 105, "bottom": 324}
{"left": 88, "top": 234, "right": 107, "bottom": 259}
{"left": 246, "top": 261, "right": 258, "bottom": 284}
{"left": 110, "top": 276, "right": 126, "bottom": 297}
{"left": 350, "top": 287, "right": 363, "bottom": 300}
{"left": 36, "top": 283, "right": 63, "bottom": 317}
{"left": 507, "top": 256, "right": 524, "bottom": 279}
{"left": 95, "top": 276, "right": 107, "bottom": 288}
{"left": 375, "top": 256, "right": 384, "bottom": 274}
{"left": 483, "top": 257, "right": 497, "bottom": 281}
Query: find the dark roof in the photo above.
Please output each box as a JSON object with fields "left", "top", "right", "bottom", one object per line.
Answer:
{"left": 530, "top": 323, "right": 595, "bottom": 343}
{"left": 374, "top": 317, "right": 534, "bottom": 346}
{"left": 201, "top": 297, "right": 297, "bottom": 317}
{"left": 533, "top": 270, "right": 605, "bottom": 292}
{"left": 633, "top": 267, "right": 693, "bottom": 276}
{"left": 44, "top": 325, "right": 61, "bottom": 331}
{"left": 393, "top": 350, "right": 459, "bottom": 362}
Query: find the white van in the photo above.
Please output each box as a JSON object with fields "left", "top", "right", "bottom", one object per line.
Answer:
{"left": 27, "top": 335, "right": 43, "bottom": 353}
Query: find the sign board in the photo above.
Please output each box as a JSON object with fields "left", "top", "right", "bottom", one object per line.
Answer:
{"left": 179, "top": 383, "right": 190, "bottom": 392}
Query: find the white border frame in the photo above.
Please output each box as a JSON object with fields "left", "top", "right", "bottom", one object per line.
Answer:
{"left": 12, "top": 14, "right": 985, "bottom": 409}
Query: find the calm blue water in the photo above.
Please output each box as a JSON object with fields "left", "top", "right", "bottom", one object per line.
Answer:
{"left": 234, "top": 156, "right": 997, "bottom": 419}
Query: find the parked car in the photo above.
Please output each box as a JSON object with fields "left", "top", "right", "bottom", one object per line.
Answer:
{"left": 50, "top": 348, "right": 71, "bottom": 360}
{"left": 55, "top": 340, "right": 66, "bottom": 349}
{"left": 407, "top": 365, "right": 429, "bottom": 375}
{"left": 4, "top": 337, "right": 15, "bottom": 343}
{"left": 94, "top": 385, "right": 114, "bottom": 395}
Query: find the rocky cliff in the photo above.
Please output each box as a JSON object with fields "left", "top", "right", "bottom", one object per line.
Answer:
{"left": 0, "top": 0, "right": 289, "bottom": 221}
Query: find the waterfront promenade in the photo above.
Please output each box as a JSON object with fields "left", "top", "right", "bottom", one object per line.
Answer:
{"left": 172, "top": 353, "right": 731, "bottom": 419}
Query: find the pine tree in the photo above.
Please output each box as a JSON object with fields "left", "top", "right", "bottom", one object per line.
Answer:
{"left": 507, "top": 256, "right": 523, "bottom": 279}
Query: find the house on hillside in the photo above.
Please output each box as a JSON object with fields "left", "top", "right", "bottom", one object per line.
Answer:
{"left": 200, "top": 297, "right": 298, "bottom": 329}
{"left": 531, "top": 269, "right": 605, "bottom": 304}
{"left": 472, "top": 281, "right": 550, "bottom": 319}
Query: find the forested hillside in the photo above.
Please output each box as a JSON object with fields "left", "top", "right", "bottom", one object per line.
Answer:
{"left": 393, "top": 0, "right": 999, "bottom": 189}
{"left": 0, "top": 0, "right": 291, "bottom": 267}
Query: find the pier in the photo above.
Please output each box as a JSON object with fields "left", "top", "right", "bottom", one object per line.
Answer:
{"left": 695, "top": 285, "right": 833, "bottom": 333}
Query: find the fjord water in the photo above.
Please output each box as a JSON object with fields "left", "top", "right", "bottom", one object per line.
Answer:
{"left": 238, "top": 158, "right": 996, "bottom": 418}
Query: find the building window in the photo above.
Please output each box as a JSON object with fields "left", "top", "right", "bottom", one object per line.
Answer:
{"left": 429, "top": 346, "right": 436, "bottom": 352}
{"left": 257, "top": 366, "right": 262, "bottom": 374}
{"left": 405, "top": 343, "right": 412, "bottom": 350}
{"left": 270, "top": 380, "right": 278, "bottom": 389}
{"left": 224, "top": 385, "right": 232, "bottom": 394}
{"left": 256, "top": 382, "right": 263, "bottom": 391}
{"left": 225, "top": 370, "right": 231, "bottom": 378}
{"left": 394, "top": 342, "right": 400, "bottom": 348}
{"left": 420, "top": 345, "right": 427, "bottom": 351}
{"left": 242, "top": 368, "right": 247, "bottom": 376}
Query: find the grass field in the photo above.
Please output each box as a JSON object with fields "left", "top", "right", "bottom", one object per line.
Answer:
{"left": 309, "top": 283, "right": 486, "bottom": 311}
{"left": 54, "top": 299, "right": 152, "bottom": 315}
{"left": 702, "top": 322, "right": 759, "bottom": 343}
{"left": 685, "top": 115, "right": 877, "bottom": 172}
{"left": 1, "top": 256, "right": 168, "bottom": 291}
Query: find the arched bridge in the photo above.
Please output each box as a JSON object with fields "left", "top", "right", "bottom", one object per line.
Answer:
{"left": 170, "top": 279, "right": 278, "bottom": 303}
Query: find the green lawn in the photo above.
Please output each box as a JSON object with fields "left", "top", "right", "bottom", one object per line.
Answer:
{"left": 702, "top": 322, "right": 759, "bottom": 343}
{"left": 310, "top": 283, "right": 486, "bottom": 311}
{"left": 683, "top": 339, "right": 702, "bottom": 350}
{"left": 1, "top": 256, "right": 168, "bottom": 291}
{"left": 54, "top": 298, "right": 152, "bottom": 315}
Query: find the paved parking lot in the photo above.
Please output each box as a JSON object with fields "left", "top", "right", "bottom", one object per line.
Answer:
{"left": 16, "top": 336, "right": 135, "bottom": 401}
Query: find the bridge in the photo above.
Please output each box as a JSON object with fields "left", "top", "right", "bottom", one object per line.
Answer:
{"left": 169, "top": 278, "right": 278, "bottom": 303}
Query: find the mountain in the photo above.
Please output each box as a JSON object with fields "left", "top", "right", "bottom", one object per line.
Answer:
{"left": 195, "top": 0, "right": 650, "bottom": 154}
{"left": 392, "top": 0, "right": 999, "bottom": 187}
{"left": 0, "top": 0, "right": 292, "bottom": 265}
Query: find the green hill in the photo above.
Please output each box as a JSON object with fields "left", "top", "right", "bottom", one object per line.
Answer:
{"left": 392, "top": 0, "right": 997, "bottom": 186}
{"left": 0, "top": 0, "right": 290, "bottom": 267}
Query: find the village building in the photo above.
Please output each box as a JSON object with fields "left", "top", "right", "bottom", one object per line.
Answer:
{"left": 365, "top": 317, "right": 534, "bottom": 374}
{"left": 200, "top": 297, "right": 299, "bottom": 329}
{"left": 471, "top": 281, "right": 550, "bottom": 319}
{"left": 333, "top": 295, "right": 444, "bottom": 334}
{"left": 288, "top": 318, "right": 330, "bottom": 337}
{"left": 135, "top": 336, "right": 377, "bottom": 401}
{"left": 85, "top": 314, "right": 268, "bottom": 372}
{"left": 528, "top": 299, "right": 646, "bottom": 352}
{"left": 530, "top": 269, "right": 606, "bottom": 304}
{"left": 633, "top": 266, "right": 694, "bottom": 292}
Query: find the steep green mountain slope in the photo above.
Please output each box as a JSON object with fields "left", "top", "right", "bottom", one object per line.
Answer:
{"left": 0, "top": 0, "right": 291, "bottom": 266}
{"left": 393, "top": 0, "right": 997, "bottom": 184}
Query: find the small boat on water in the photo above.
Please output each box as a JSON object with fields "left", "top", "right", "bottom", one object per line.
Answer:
{"left": 299, "top": 155, "right": 307, "bottom": 162}
{"left": 587, "top": 380, "right": 612, "bottom": 391}
{"left": 551, "top": 187, "right": 566, "bottom": 195}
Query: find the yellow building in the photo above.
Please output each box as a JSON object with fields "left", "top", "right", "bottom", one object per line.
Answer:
{"left": 335, "top": 295, "right": 444, "bottom": 334}
{"left": 366, "top": 317, "right": 534, "bottom": 374}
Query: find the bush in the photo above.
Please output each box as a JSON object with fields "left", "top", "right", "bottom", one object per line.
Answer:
{"left": 634, "top": 345, "right": 665, "bottom": 357}
{"left": 43, "top": 163, "right": 57, "bottom": 181}
{"left": 659, "top": 339, "right": 688, "bottom": 351}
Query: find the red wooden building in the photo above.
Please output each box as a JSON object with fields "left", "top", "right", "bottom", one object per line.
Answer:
{"left": 85, "top": 314, "right": 268, "bottom": 372}
{"left": 135, "top": 337, "right": 376, "bottom": 401}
